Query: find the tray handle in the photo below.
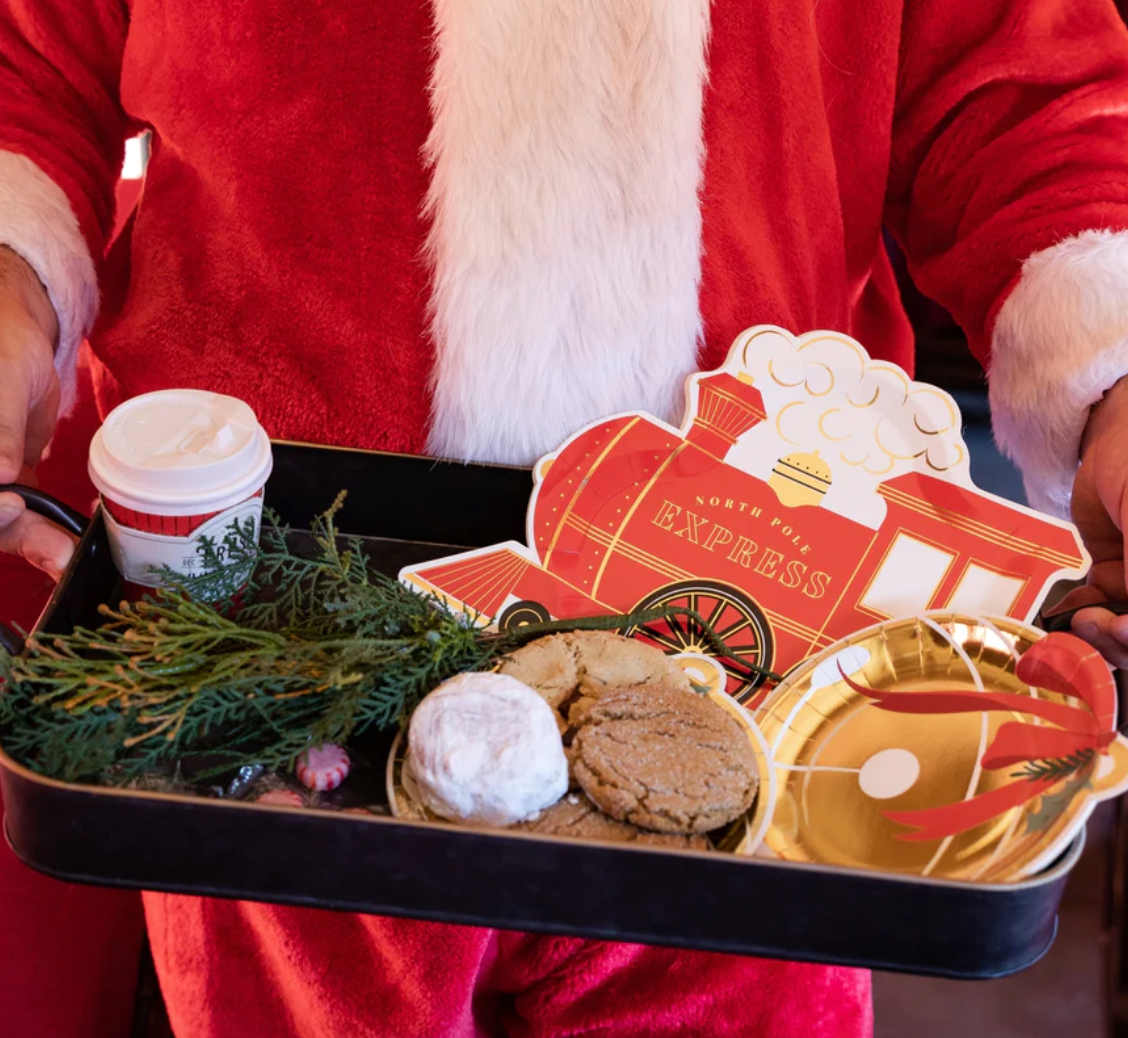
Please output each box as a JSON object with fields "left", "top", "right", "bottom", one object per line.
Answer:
{"left": 0, "top": 485, "right": 89, "bottom": 656}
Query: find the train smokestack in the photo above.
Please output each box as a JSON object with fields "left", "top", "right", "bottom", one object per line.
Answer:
{"left": 686, "top": 372, "right": 767, "bottom": 458}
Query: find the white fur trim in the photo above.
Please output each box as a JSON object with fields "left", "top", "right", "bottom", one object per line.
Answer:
{"left": 0, "top": 150, "right": 98, "bottom": 412}
{"left": 991, "top": 229, "right": 1128, "bottom": 517}
{"left": 424, "top": 0, "right": 711, "bottom": 465}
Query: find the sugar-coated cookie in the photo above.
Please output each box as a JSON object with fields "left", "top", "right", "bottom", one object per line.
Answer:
{"left": 408, "top": 672, "right": 568, "bottom": 826}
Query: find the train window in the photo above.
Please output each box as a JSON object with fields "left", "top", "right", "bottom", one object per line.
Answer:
{"left": 945, "top": 563, "right": 1024, "bottom": 617}
{"left": 861, "top": 534, "right": 954, "bottom": 618}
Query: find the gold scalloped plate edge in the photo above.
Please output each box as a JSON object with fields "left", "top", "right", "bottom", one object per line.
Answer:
{"left": 750, "top": 611, "right": 1128, "bottom": 883}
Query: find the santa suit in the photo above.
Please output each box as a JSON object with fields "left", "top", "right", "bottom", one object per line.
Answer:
{"left": 3, "top": 0, "right": 1128, "bottom": 1034}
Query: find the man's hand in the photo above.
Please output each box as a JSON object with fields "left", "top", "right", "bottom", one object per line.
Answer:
{"left": 0, "top": 245, "right": 76, "bottom": 579}
{"left": 1062, "top": 377, "right": 1128, "bottom": 667}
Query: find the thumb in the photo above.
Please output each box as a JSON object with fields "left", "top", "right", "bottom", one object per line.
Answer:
{"left": 0, "top": 497, "right": 77, "bottom": 579}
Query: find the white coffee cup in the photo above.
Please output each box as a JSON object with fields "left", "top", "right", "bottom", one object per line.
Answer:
{"left": 88, "top": 389, "right": 273, "bottom": 588}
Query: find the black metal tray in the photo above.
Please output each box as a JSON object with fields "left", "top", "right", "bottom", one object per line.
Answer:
{"left": 0, "top": 441, "right": 1087, "bottom": 978}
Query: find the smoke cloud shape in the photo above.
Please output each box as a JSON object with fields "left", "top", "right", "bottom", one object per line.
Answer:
{"left": 723, "top": 328, "right": 971, "bottom": 525}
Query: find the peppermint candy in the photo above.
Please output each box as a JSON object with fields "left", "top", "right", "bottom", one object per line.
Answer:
{"left": 296, "top": 743, "right": 351, "bottom": 791}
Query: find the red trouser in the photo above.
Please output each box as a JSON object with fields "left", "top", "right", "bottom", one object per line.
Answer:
{"left": 146, "top": 897, "right": 872, "bottom": 1038}
{"left": 0, "top": 793, "right": 144, "bottom": 1038}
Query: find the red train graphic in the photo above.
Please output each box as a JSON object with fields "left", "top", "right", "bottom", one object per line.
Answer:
{"left": 401, "top": 369, "right": 1086, "bottom": 706}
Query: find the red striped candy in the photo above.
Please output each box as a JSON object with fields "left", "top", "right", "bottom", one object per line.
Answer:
{"left": 296, "top": 743, "right": 351, "bottom": 791}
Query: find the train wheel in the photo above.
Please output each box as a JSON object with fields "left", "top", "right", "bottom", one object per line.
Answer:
{"left": 498, "top": 600, "right": 552, "bottom": 631}
{"left": 624, "top": 581, "right": 775, "bottom": 704}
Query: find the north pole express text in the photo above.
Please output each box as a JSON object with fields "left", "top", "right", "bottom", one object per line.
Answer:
{"left": 651, "top": 496, "right": 832, "bottom": 599}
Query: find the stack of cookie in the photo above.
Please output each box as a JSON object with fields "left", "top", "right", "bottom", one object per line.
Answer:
{"left": 499, "top": 632, "right": 760, "bottom": 851}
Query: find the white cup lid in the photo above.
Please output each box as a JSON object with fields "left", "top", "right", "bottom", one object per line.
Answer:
{"left": 88, "top": 389, "right": 273, "bottom": 515}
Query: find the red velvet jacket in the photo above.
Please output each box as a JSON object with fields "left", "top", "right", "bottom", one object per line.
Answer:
{"left": 5, "top": 1, "right": 1128, "bottom": 478}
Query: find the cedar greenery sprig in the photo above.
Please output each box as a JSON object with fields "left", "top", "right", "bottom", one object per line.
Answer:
{"left": 0, "top": 494, "right": 772, "bottom": 784}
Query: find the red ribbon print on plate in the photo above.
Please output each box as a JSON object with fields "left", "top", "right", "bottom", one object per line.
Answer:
{"left": 837, "top": 633, "right": 1117, "bottom": 842}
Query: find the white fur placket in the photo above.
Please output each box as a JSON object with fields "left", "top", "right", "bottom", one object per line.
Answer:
{"left": 423, "top": 0, "right": 713, "bottom": 466}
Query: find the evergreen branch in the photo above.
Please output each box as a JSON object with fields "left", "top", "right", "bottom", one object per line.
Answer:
{"left": 1, "top": 493, "right": 771, "bottom": 784}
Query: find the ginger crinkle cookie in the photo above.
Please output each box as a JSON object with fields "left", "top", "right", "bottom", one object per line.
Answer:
{"left": 518, "top": 793, "right": 711, "bottom": 851}
{"left": 496, "top": 631, "right": 691, "bottom": 718}
{"left": 572, "top": 685, "right": 758, "bottom": 834}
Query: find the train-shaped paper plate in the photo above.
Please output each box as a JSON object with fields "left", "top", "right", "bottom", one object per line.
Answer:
{"left": 400, "top": 326, "right": 1087, "bottom": 706}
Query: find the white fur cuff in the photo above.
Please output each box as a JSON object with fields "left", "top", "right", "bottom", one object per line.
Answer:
{"left": 990, "top": 229, "right": 1128, "bottom": 518}
{"left": 0, "top": 150, "right": 98, "bottom": 412}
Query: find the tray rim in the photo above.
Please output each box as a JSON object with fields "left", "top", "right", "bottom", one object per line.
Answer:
{"left": 0, "top": 812, "right": 1067, "bottom": 982}
{"left": 269, "top": 437, "right": 530, "bottom": 472}
{"left": 22, "top": 437, "right": 530, "bottom": 637}
{"left": 0, "top": 740, "right": 1087, "bottom": 894}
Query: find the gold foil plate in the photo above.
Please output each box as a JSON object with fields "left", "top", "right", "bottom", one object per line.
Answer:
{"left": 386, "top": 668, "right": 775, "bottom": 855}
{"left": 754, "top": 612, "right": 1128, "bottom": 882}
